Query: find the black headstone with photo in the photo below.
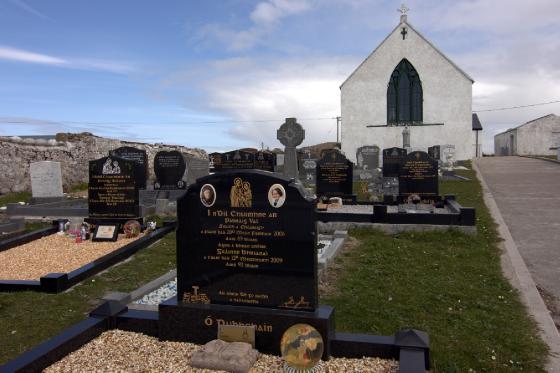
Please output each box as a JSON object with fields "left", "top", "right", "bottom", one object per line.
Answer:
{"left": 316, "top": 149, "right": 354, "bottom": 202}
{"left": 88, "top": 155, "right": 139, "bottom": 219}
{"left": 382, "top": 147, "right": 407, "bottom": 177}
{"left": 398, "top": 151, "right": 439, "bottom": 200}
{"left": 159, "top": 170, "right": 334, "bottom": 357}
{"left": 154, "top": 151, "right": 187, "bottom": 189}
{"left": 110, "top": 146, "right": 148, "bottom": 189}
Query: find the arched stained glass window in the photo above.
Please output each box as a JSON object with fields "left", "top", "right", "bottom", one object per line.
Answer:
{"left": 387, "top": 59, "right": 423, "bottom": 124}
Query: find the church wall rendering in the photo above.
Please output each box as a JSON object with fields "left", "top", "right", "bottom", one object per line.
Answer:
{"left": 340, "top": 16, "right": 476, "bottom": 163}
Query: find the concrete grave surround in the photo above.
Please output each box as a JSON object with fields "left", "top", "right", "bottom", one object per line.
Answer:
{"left": 29, "top": 161, "right": 64, "bottom": 198}
{"left": 341, "top": 16, "right": 476, "bottom": 163}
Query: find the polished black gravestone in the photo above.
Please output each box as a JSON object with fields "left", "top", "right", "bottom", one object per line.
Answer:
{"left": 398, "top": 151, "right": 438, "bottom": 200}
{"left": 159, "top": 170, "right": 334, "bottom": 358}
{"left": 316, "top": 149, "right": 354, "bottom": 202}
{"left": 110, "top": 146, "right": 148, "bottom": 189}
{"left": 382, "top": 147, "right": 407, "bottom": 177}
{"left": 427, "top": 145, "right": 441, "bottom": 163}
{"left": 88, "top": 156, "right": 139, "bottom": 219}
{"left": 253, "top": 151, "right": 275, "bottom": 172}
{"left": 211, "top": 150, "right": 254, "bottom": 171}
{"left": 154, "top": 151, "right": 186, "bottom": 189}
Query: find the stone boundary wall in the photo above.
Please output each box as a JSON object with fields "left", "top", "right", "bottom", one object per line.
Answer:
{"left": 0, "top": 133, "right": 207, "bottom": 194}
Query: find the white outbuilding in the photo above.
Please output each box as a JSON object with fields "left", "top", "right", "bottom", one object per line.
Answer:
{"left": 494, "top": 114, "right": 560, "bottom": 156}
{"left": 340, "top": 8, "right": 481, "bottom": 163}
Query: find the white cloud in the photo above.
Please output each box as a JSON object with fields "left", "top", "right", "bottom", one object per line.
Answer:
{"left": 193, "top": 0, "right": 312, "bottom": 51}
{"left": 251, "top": 0, "right": 311, "bottom": 25}
{"left": 0, "top": 45, "right": 135, "bottom": 74}
{"left": 0, "top": 46, "right": 67, "bottom": 66}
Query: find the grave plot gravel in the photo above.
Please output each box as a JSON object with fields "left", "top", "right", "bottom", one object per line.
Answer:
{"left": 134, "top": 278, "right": 177, "bottom": 305}
{"left": 0, "top": 234, "right": 140, "bottom": 280}
{"left": 44, "top": 330, "right": 399, "bottom": 373}
{"left": 321, "top": 205, "right": 373, "bottom": 214}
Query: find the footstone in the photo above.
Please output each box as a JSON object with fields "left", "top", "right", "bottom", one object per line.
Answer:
{"left": 190, "top": 339, "right": 259, "bottom": 373}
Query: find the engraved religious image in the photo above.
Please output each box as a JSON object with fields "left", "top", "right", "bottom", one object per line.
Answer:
{"left": 200, "top": 184, "right": 216, "bottom": 207}
{"left": 182, "top": 285, "right": 210, "bottom": 304}
{"left": 268, "top": 184, "right": 286, "bottom": 208}
{"left": 102, "top": 157, "right": 121, "bottom": 175}
{"left": 230, "top": 177, "right": 252, "bottom": 208}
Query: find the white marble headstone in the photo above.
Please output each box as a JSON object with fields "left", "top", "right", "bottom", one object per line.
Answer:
{"left": 30, "top": 161, "right": 64, "bottom": 198}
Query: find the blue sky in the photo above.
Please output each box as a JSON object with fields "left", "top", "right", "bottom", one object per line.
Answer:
{"left": 1, "top": 0, "right": 559, "bottom": 153}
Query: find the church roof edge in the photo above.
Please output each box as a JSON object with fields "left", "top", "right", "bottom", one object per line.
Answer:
{"left": 340, "top": 20, "right": 475, "bottom": 89}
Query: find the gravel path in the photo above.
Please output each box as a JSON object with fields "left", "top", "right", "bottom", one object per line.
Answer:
{"left": 0, "top": 234, "right": 140, "bottom": 280}
{"left": 45, "top": 330, "right": 399, "bottom": 373}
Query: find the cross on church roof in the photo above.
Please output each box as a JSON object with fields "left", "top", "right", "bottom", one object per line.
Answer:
{"left": 398, "top": 3, "right": 409, "bottom": 23}
{"left": 398, "top": 3, "right": 409, "bottom": 15}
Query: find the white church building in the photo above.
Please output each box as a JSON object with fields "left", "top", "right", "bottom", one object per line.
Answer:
{"left": 341, "top": 8, "right": 481, "bottom": 163}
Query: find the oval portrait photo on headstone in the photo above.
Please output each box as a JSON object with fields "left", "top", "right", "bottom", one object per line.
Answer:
{"left": 200, "top": 184, "right": 216, "bottom": 207}
{"left": 268, "top": 184, "right": 286, "bottom": 208}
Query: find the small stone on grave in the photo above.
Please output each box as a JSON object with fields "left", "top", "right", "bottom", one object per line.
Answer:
{"left": 190, "top": 339, "right": 259, "bottom": 373}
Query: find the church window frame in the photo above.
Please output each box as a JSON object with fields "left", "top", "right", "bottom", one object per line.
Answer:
{"left": 387, "top": 59, "right": 423, "bottom": 125}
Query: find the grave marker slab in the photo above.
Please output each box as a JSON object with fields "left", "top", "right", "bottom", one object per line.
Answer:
{"left": 176, "top": 170, "right": 317, "bottom": 310}
{"left": 398, "top": 151, "right": 438, "bottom": 200}
{"left": 356, "top": 146, "right": 380, "bottom": 170}
{"left": 316, "top": 150, "right": 353, "bottom": 200}
{"left": 185, "top": 155, "right": 210, "bottom": 185}
{"left": 382, "top": 147, "right": 407, "bottom": 177}
{"left": 88, "top": 156, "right": 139, "bottom": 219}
{"left": 427, "top": 145, "right": 441, "bottom": 162}
{"left": 30, "top": 161, "right": 64, "bottom": 198}
{"left": 254, "top": 151, "right": 275, "bottom": 172}
{"left": 154, "top": 151, "right": 187, "bottom": 189}
{"left": 110, "top": 146, "right": 148, "bottom": 189}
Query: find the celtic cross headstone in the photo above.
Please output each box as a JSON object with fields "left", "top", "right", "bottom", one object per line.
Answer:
{"left": 277, "top": 118, "right": 305, "bottom": 179}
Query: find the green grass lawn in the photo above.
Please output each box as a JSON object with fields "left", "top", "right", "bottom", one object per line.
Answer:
{"left": 0, "top": 232, "right": 176, "bottom": 365}
{"left": 0, "top": 192, "right": 31, "bottom": 208}
{"left": 322, "top": 166, "right": 548, "bottom": 372}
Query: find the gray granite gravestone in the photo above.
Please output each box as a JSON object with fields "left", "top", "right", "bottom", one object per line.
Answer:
{"left": 185, "top": 155, "right": 209, "bottom": 185}
{"left": 277, "top": 118, "right": 305, "bottom": 179}
{"left": 30, "top": 161, "right": 64, "bottom": 200}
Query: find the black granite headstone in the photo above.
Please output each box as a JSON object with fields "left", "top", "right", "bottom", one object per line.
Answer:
{"left": 316, "top": 149, "right": 353, "bottom": 199}
{"left": 88, "top": 156, "right": 139, "bottom": 219}
{"left": 110, "top": 146, "right": 148, "bottom": 189}
{"left": 382, "top": 147, "right": 407, "bottom": 177}
{"left": 253, "top": 151, "right": 275, "bottom": 172}
{"left": 398, "top": 151, "right": 438, "bottom": 199}
{"left": 176, "top": 170, "right": 317, "bottom": 311}
{"left": 154, "top": 151, "right": 187, "bottom": 189}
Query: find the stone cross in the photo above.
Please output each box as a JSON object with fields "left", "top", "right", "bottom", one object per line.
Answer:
{"left": 277, "top": 118, "right": 305, "bottom": 179}
{"left": 398, "top": 3, "right": 409, "bottom": 23}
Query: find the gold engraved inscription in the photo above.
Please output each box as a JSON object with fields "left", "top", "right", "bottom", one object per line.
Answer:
{"left": 182, "top": 286, "right": 210, "bottom": 304}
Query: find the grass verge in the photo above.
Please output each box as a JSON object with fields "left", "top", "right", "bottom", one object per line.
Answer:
{"left": 0, "top": 231, "right": 176, "bottom": 365}
{"left": 322, "top": 165, "right": 548, "bottom": 372}
{"left": 0, "top": 192, "right": 31, "bottom": 208}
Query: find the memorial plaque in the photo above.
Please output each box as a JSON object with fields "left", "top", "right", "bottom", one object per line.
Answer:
{"left": 427, "top": 145, "right": 441, "bottom": 162}
{"left": 254, "top": 151, "right": 275, "bottom": 172}
{"left": 185, "top": 155, "right": 210, "bottom": 185}
{"left": 110, "top": 146, "right": 148, "bottom": 189}
{"left": 30, "top": 161, "right": 64, "bottom": 198}
{"left": 177, "top": 170, "right": 317, "bottom": 311}
{"left": 398, "top": 151, "right": 438, "bottom": 199}
{"left": 382, "top": 147, "right": 407, "bottom": 177}
{"left": 356, "top": 146, "right": 380, "bottom": 170}
{"left": 316, "top": 149, "right": 353, "bottom": 198}
{"left": 88, "top": 156, "right": 139, "bottom": 218}
{"left": 154, "top": 151, "right": 187, "bottom": 189}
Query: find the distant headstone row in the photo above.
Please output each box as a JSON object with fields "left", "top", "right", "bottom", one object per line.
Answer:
{"left": 210, "top": 150, "right": 276, "bottom": 172}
